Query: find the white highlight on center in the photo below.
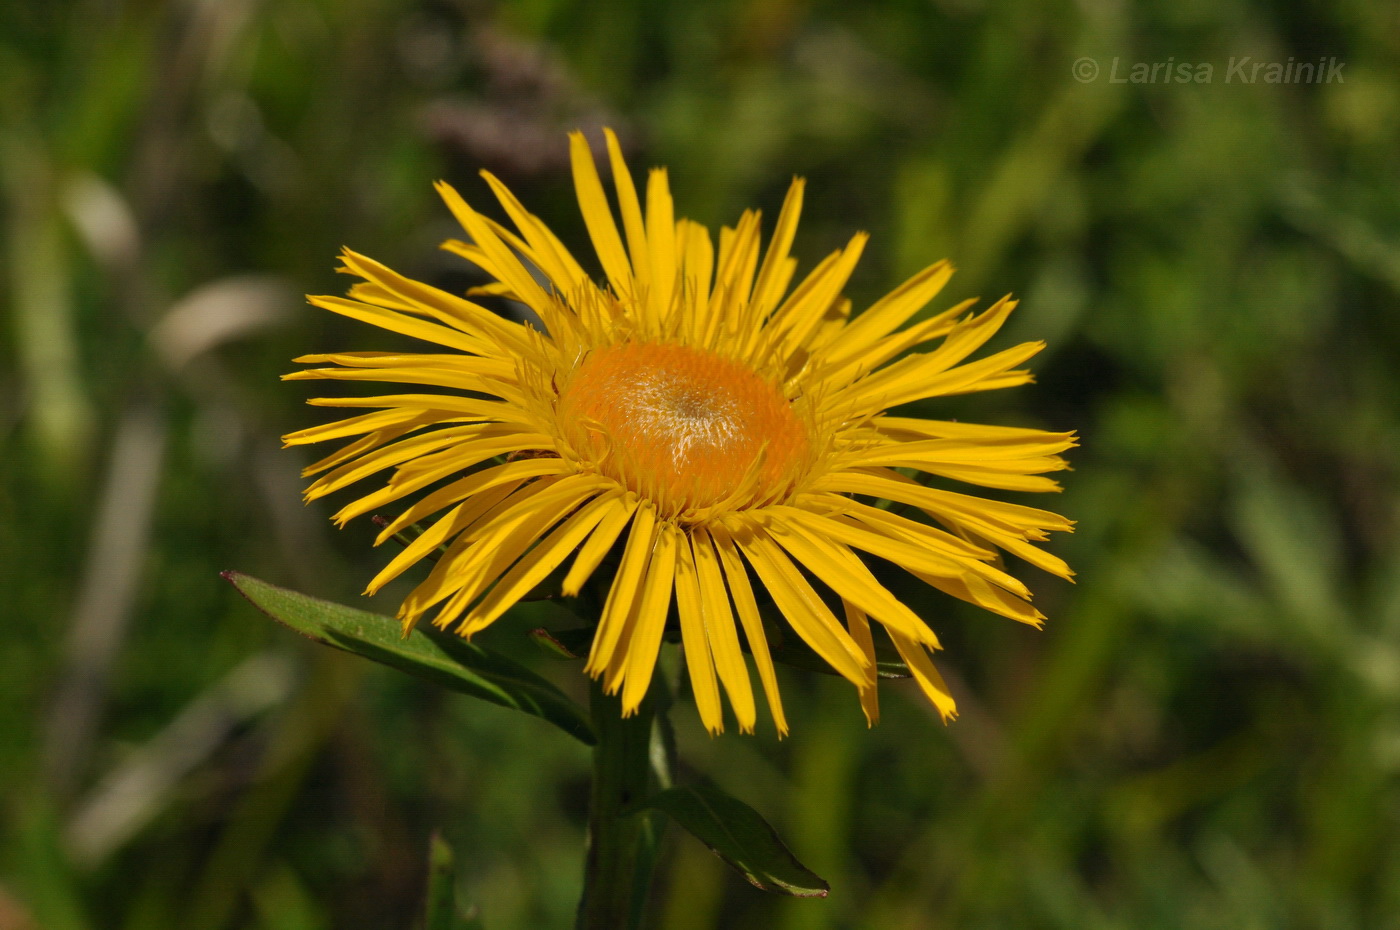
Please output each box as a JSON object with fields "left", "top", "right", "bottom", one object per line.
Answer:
{"left": 617, "top": 371, "right": 743, "bottom": 466}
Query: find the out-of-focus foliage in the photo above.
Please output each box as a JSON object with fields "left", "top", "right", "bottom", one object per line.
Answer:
{"left": 2, "top": 0, "right": 1397, "bottom": 927}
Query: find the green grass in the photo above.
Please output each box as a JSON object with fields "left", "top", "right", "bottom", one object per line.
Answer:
{"left": 3, "top": 0, "right": 1398, "bottom": 927}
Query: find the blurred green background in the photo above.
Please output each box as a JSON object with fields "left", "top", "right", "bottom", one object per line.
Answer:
{"left": 3, "top": 0, "right": 1399, "bottom": 927}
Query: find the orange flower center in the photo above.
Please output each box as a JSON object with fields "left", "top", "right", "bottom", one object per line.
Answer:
{"left": 556, "top": 342, "right": 811, "bottom": 514}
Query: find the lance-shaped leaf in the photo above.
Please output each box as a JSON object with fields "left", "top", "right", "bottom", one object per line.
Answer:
{"left": 422, "top": 834, "right": 485, "bottom": 930}
{"left": 630, "top": 783, "right": 829, "bottom": 897}
{"left": 224, "top": 572, "right": 594, "bottom": 745}
{"left": 528, "top": 626, "right": 595, "bottom": 658}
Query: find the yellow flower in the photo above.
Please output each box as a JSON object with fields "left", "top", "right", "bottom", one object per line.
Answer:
{"left": 284, "top": 129, "right": 1075, "bottom": 736}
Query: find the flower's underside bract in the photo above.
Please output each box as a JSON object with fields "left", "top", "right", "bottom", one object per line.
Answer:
{"left": 285, "top": 129, "right": 1075, "bottom": 736}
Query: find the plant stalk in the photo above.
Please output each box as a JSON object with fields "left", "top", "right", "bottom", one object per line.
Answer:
{"left": 576, "top": 678, "right": 665, "bottom": 930}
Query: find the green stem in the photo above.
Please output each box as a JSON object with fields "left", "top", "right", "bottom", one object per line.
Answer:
{"left": 576, "top": 678, "right": 666, "bottom": 930}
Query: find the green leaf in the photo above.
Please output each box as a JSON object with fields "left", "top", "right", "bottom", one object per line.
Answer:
{"left": 630, "top": 783, "right": 829, "bottom": 897}
{"left": 421, "top": 834, "right": 484, "bottom": 930}
{"left": 12, "top": 795, "right": 92, "bottom": 930}
{"left": 528, "top": 626, "right": 594, "bottom": 658}
{"left": 423, "top": 833, "right": 457, "bottom": 930}
{"left": 223, "top": 572, "right": 594, "bottom": 745}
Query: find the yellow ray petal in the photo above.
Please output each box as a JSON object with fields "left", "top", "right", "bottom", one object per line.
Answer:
{"left": 464, "top": 472, "right": 614, "bottom": 543}
{"left": 331, "top": 432, "right": 558, "bottom": 525}
{"left": 305, "top": 424, "right": 495, "bottom": 500}
{"left": 619, "top": 522, "right": 679, "bottom": 714}
{"left": 872, "top": 417, "right": 1078, "bottom": 445}
{"left": 601, "top": 577, "right": 648, "bottom": 696}
{"left": 886, "top": 627, "right": 958, "bottom": 723}
{"left": 645, "top": 168, "right": 677, "bottom": 316}
{"left": 340, "top": 248, "right": 529, "bottom": 355}
{"left": 839, "top": 293, "right": 1017, "bottom": 392}
{"left": 586, "top": 502, "right": 657, "bottom": 675}
{"left": 750, "top": 178, "right": 805, "bottom": 319}
{"left": 375, "top": 458, "right": 568, "bottom": 543}
{"left": 690, "top": 538, "right": 758, "bottom": 733}
{"left": 388, "top": 429, "right": 554, "bottom": 481}
{"left": 968, "top": 527, "right": 1073, "bottom": 579}
{"left": 899, "top": 465, "right": 1063, "bottom": 494}
{"left": 743, "top": 248, "right": 835, "bottom": 354}
{"left": 842, "top": 601, "right": 880, "bottom": 726}
{"left": 289, "top": 358, "right": 515, "bottom": 389}
{"left": 774, "top": 504, "right": 1006, "bottom": 593}
{"left": 295, "top": 411, "right": 442, "bottom": 471}
{"left": 440, "top": 241, "right": 519, "bottom": 302}
{"left": 732, "top": 526, "right": 870, "bottom": 686}
{"left": 910, "top": 566, "right": 1045, "bottom": 627}
{"left": 712, "top": 211, "right": 761, "bottom": 321}
{"left": 289, "top": 352, "right": 516, "bottom": 380}
{"left": 285, "top": 365, "right": 523, "bottom": 405}
{"left": 813, "top": 297, "right": 974, "bottom": 390}
{"left": 603, "top": 129, "right": 649, "bottom": 296}
{"left": 703, "top": 528, "right": 774, "bottom": 735}
{"left": 767, "top": 232, "right": 867, "bottom": 354}
{"left": 304, "top": 394, "right": 515, "bottom": 423}
{"left": 422, "top": 473, "right": 608, "bottom": 629}
{"left": 899, "top": 482, "right": 1074, "bottom": 533}
{"left": 911, "top": 295, "right": 1019, "bottom": 375}
{"left": 833, "top": 504, "right": 1036, "bottom": 597}
{"left": 459, "top": 490, "right": 621, "bottom": 634}
{"left": 569, "top": 131, "right": 634, "bottom": 297}
{"left": 283, "top": 407, "right": 445, "bottom": 448}
{"left": 837, "top": 259, "right": 955, "bottom": 354}
{"left": 292, "top": 350, "right": 466, "bottom": 366}
{"left": 428, "top": 487, "right": 592, "bottom": 633}
{"left": 344, "top": 281, "right": 421, "bottom": 314}
{"left": 308, "top": 295, "right": 490, "bottom": 356}
{"left": 430, "top": 184, "right": 555, "bottom": 317}
{"left": 562, "top": 495, "right": 640, "bottom": 597}
{"left": 823, "top": 469, "right": 1062, "bottom": 525}
{"left": 677, "top": 219, "right": 714, "bottom": 306}
{"left": 845, "top": 436, "right": 1075, "bottom": 467}
{"left": 478, "top": 171, "right": 591, "bottom": 295}
{"left": 367, "top": 499, "right": 474, "bottom": 596}
{"left": 812, "top": 470, "right": 1074, "bottom": 579}
{"left": 785, "top": 495, "right": 993, "bottom": 560}
{"left": 674, "top": 530, "right": 723, "bottom": 734}
{"left": 853, "top": 340, "right": 1044, "bottom": 412}
{"left": 301, "top": 430, "right": 399, "bottom": 479}
{"left": 762, "top": 516, "right": 940, "bottom": 649}
{"left": 396, "top": 478, "right": 560, "bottom": 624}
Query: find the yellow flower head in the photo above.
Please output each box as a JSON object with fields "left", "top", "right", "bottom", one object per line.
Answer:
{"left": 285, "top": 129, "right": 1075, "bottom": 736}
